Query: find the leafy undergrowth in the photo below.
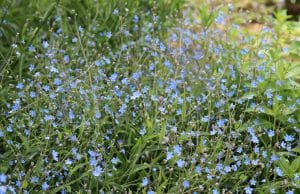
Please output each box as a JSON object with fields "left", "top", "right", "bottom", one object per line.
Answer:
{"left": 0, "top": 1, "right": 299, "bottom": 194}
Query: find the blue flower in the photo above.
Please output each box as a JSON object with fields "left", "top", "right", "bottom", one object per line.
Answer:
{"left": 131, "top": 91, "right": 141, "bottom": 100}
{"left": 92, "top": 166, "right": 103, "bottom": 177}
{"left": 53, "top": 78, "right": 62, "bottom": 86}
{"left": 0, "top": 174, "right": 7, "bottom": 183}
{"left": 0, "top": 186, "right": 7, "bottom": 194}
{"left": 133, "top": 15, "right": 139, "bottom": 23}
{"left": 16, "top": 82, "right": 24, "bottom": 89}
{"left": 166, "top": 151, "right": 173, "bottom": 161}
{"left": 106, "top": 31, "right": 112, "bottom": 38}
{"left": 212, "top": 189, "right": 219, "bottom": 194}
{"left": 164, "top": 60, "right": 172, "bottom": 69}
{"left": 63, "top": 55, "right": 69, "bottom": 63}
{"left": 195, "top": 166, "right": 202, "bottom": 174}
{"left": 42, "top": 182, "right": 49, "bottom": 191}
{"left": 28, "top": 45, "right": 36, "bottom": 52}
{"left": 275, "top": 167, "right": 283, "bottom": 177}
{"left": 111, "top": 157, "right": 119, "bottom": 164}
{"left": 7, "top": 125, "right": 13, "bottom": 133}
{"left": 244, "top": 186, "right": 253, "bottom": 194}
{"left": 216, "top": 119, "right": 227, "bottom": 128}
{"left": 215, "top": 11, "right": 225, "bottom": 24}
{"left": 267, "top": 130, "right": 275, "bottom": 137}
{"left": 173, "top": 144, "right": 182, "bottom": 155}
{"left": 42, "top": 41, "right": 49, "bottom": 48}
{"left": 270, "top": 188, "right": 276, "bottom": 193}
{"left": 270, "top": 154, "right": 279, "bottom": 162}
{"left": 142, "top": 177, "right": 149, "bottom": 187}
{"left": 176, "top": 159, "right": 185, "bottom": 168}
{"left": 30, "top": 91, "right": 36, "bottom": 98}
{"left": 251, "top": 80, "right": 258, "bottom": 88}
{"left": 284, "top": 134, "right": 295, "bottom": 142}
{"left": 250, "top": 134, "right": 259, "bottom": 143}
{"left": 201, "top": 116, "right": 209, "bottom": 122}
{"left": 132, "top": 72, "right": 141, "bottom": 81}
{"left": 69, "top": 110, "right": 75, "bottom": 120}
{"left": 250, "top": 178, "right": 256, "bottom": 185}
{"left": 110, "top": 73, "right": 118, "bottom": 82}
{"left": 52, "top": 150, "right": 59, "bottom": 161}
{"left": 139, "top": 127, "right": 146, "bottom": 136}
{"left": 182, "top": 180, "right": 190, "bottom": 189}
{"left": 113, "top": 9, "right": 119, "bottom": 15}
{"left": 30, "top": 176, "right": 39, "bottom": 183}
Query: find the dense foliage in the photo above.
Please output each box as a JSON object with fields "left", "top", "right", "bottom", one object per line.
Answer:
{"left": 0, "top": 0, "right": 299, "bottom": 193}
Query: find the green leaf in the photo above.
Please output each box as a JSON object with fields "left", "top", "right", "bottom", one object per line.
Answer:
{"left": 241, "top": 92, "right": 257, "bottom": 100}
{"left": 291, "top": 157, "right": 300, "bottom": 173}
{"left": 278, "top": 157, "right": 293, "bottom": 177}
{"left": 293, "top": 147, "right": 300, "bottom": 153}
{"left": 22, "top": 180, "right": 28, "bottom": 189}
{"left": 239, "top": 174, "right": 247, "bottom": 182}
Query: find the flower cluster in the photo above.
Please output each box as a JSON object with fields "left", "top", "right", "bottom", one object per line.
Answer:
{"left": 0, "top": 2, "right": 299, "bottom": 193}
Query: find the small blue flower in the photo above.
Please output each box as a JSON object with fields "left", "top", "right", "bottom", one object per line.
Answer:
{"left": 284, "top": 134, "right": 295, "bottom": 142}
{"left": 110, "top": 73, "right": 118, "bottom": 82}
{"left": 7, "top": 125, "right": 13, "bottom": 133}
{"left": 42, "top": 182, "right": 49, "bottom": 191}
{"left": 111, "top": 157, "right": 119, "bottom": 164}
{"left": 258, "top": 51, "right": 264, "bottom": 58}
{"left": 0, "top": 174, "right": 7, "bottom": 183}
{"left": 182, "top": 180, "right": 190, "bottom": 189}
{"left": 30, "top": 91, "right": 36, "bottom": 98}
{"left": 92, "top": 166, "right": 103, "bottom": 177}
{"left": 240, "top": 48, "right": 249, "bottom": 55}
{"left": 118, "top": 104, "right": 127, "bottom": 115}
{"left": 63, "top": 55, "right": 69, "bottom": 63}
{"left": 0, "top": 186, "right": 7, "bottom": 194}
{"left": 106, "top": 31, "right": 112, "bottom": 38}
{"left": 173, "top": 144, "right": 182, "bottom": 155}
{"left": 275, "top": 167, "right": 283, "bottom": 177}
{"left": 69, "top": 110, "right": 75, "bottom": 120}
{"left": 133, "top": 15, "right": 139, "bottom": 23}
{"left": 142, "top": 177, "right": 149, "bottom": 187}
{"left": 250, "top": 178, "right": 256, "bottom": 185}
{"left": 166, "top": 151, "right": 173, "bottom": 161}
{"left": 176, "top": 159, "right": 185, "bottom": 168}
{"left": 244, "top": 186, "right": 253, "bottom": 194}
{"left": 16, "top": 82, "right": 24, "bottom": 89}
{"left": 195, "top": 166, "right": 202, "bottom": 174}
{"left": 42, "top": 41, "right": 49, "bottom": 48}
{"left": 270, "top": 154, "right": 279, "bottom": 162}
{"left": 53, "top": 78, "right": 62, "bottom": 86}
{"left": 30, "top": 176, "right": 39, "bottom": 184}
{"left": 212, "top": 189, "right": 219, "bottom": 194}
{"left": 113, "top": 9, "right": 119, "bottom": 15}
{"left": 52, "top": 150, "right": 59, "bottom": 161}
{"left": 216, "top": 119, "right": 227, "bottom": 128}
{"left": 28, "top": 45, "right": 35, "bottom": 52}
{"left": 139, "top": 127, "right": 146, "bottom": 136}
{"left": 267, "top": 130, "right": 275, "bottom": 137}
{"left": 250, "top": 135, "right": 259, "bottom": 143}
{"left": 251, "top": 80, "right": 258, "bottom": 88}
{"left": 215, "top": 11, "right": 225, "bottom": 24}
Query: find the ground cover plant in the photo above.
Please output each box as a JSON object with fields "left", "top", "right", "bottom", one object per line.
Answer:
{"left": 0, "top": 0, "right": 299, "bottom": 193}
